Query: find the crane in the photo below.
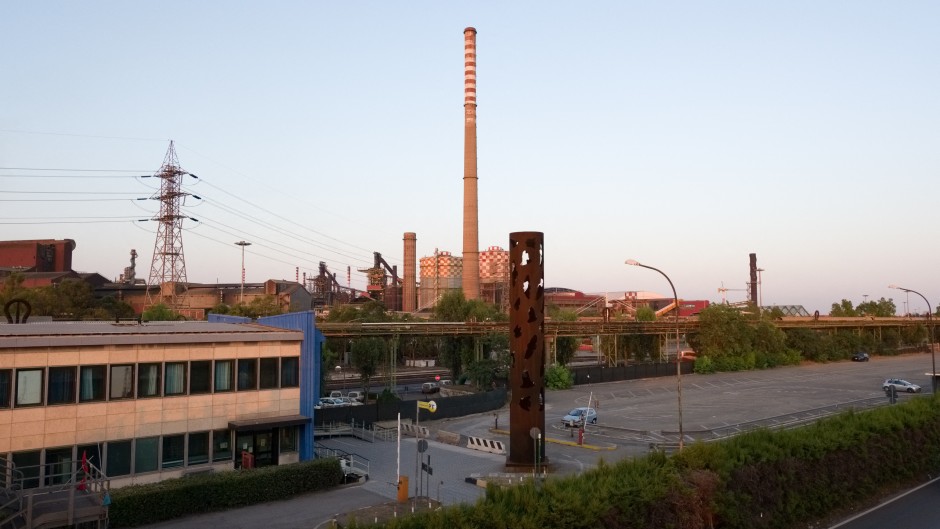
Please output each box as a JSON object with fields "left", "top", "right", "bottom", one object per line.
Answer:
{"left": 717, "top": 282, "right": 749, "bottom": 304}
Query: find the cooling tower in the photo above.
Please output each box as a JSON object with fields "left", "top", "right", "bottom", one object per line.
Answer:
{"left": 462, "top": 26, "right": 480, "bottom": 300}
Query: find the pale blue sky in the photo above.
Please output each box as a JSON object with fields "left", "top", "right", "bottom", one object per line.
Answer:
{"left": 2, "top": 2, "right": 938, "bottom": 314}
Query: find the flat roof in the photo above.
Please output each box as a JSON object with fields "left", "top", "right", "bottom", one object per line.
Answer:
{"left": 0, "top": 321, "right": 304, "bottom": 349}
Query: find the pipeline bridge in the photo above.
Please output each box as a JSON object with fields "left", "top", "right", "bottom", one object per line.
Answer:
{"left": 317, "top": 316, "right": 930, "bottom": 339}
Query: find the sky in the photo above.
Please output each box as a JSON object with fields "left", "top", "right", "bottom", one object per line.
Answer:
{"left": 2, "top": 2, "right": 938, "bottom": 315}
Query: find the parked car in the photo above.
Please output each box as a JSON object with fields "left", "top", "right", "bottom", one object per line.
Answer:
{"left": 562, "top": 407, "right": 597, "bottom": 427}
{"left": 317, "top": 397, "right": 343, "bottom": 408}
{"left": 421, "top": 382, "right": 440, "bottom": 394}
{"left": 329, "top": 390, "right": 344, "bottom": 399}
{"left": 882, "top": 378, "right": 921, "bottom": 393}
{"left": 440, "top": 379, "right": 453, "bottom": 387}
{"left": 346, "top": 390, "right": 365, "bottom": 402}
{"left": 335, "top": 396, "right": 362, "bottom": 406}
{"left": 852, "top": 352, "right": 870, "bottom": 362}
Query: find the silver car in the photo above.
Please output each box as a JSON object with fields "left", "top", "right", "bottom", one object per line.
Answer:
{"left": 882, "top": 378, "right": 921, "bottom": 393}
{"left": 562, "top": 407, "right": 597, "bottom": 427}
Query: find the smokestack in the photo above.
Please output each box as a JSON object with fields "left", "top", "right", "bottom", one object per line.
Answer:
{"left": 403, "top": 232, "right": 417, "bottom": 312}
{"left": 749, "top": 253, "right": 758, "bottom": 306}
{"left": 462, "top": 26, "right": 480, "bottom": 300}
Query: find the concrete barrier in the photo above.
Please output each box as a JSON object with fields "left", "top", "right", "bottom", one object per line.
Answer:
{"left": 465, "top": 435, "right": 506, "bottom": 455}
{"left": 400, "top": 422, "right": 430, "bottom": 438}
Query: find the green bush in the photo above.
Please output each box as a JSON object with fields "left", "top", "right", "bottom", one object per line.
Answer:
{"left": 108, "top": 458, "right": 343, "bottom": 527}
{"left": 544, "top": 365, "right": 573, "bottom": 390}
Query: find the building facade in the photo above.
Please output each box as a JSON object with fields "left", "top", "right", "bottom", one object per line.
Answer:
{"left": 0, "top": 316, "right": 320, "bottom": 489}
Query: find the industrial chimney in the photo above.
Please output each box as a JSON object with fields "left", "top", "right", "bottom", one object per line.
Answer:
{"left": 749, "top": 253, "right": 758, "bottom": 306}
{"left": 403, "top": 232, "right": 417, "bottom": 312}
{"left": 462, "top": 26, "right": 480, "bottom": 300}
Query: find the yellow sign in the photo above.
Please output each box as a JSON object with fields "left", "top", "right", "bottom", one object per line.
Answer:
{"left": 418, "top": 400, "right": 437, "bottom": 413}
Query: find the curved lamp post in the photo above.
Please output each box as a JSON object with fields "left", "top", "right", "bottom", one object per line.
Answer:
{"left": 889, "top": 284, "right": 936, "bottom": 392}
{"left": 626, "top": 259, "right": 684, "bottom": 450}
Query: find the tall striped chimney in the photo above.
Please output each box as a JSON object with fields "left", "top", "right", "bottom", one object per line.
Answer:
{"left": 462, "top": 26, "right": 480, "bottom": 300}
{"left": 403, "top": 232, "right": 417, "bottom": 312}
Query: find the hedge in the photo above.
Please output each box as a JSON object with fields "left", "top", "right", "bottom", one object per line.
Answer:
{"left": 109, "top": 458, "right": 343, "bottom": 527}
{"left": 361, "top": 396, "right": 940, "bottom": 529}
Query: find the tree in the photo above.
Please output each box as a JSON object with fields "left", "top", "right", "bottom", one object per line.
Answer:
{"left": 142, "top": 303, "right": 185, "bottom": 321}
{"left": 829, "top": 300, "right": 858, "bottom": 317}
{"left": 432, "top": 290, "right": 505, "bottom": 378}
{"left": 350, "top": 337, "right": 386, "bottom": 392}
{"left": 856, "top": 297, "right": 896, "bottom": 317}
{"left": 548, "top": 307, "right": 580, "bottom": 366}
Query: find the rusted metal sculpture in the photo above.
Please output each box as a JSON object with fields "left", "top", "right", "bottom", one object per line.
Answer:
{"left": 507, "top": 232, "right": 546, "bottom": 468}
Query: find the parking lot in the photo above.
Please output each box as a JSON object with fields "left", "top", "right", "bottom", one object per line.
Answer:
{"left": 142, "top": 353, "right": 935, "bottom": 528}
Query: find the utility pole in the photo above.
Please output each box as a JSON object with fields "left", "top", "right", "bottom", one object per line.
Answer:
{"left": 146, "top": 141, "right": 194, "bottom": 310}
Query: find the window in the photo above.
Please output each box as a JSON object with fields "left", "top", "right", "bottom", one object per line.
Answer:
{"left": 237, "top": 359, "right": 257, "bottom": 391}
{"left": 259, "top": 358, "right": 279, "bottom": 389}
{"left": 280, "top": 357, "right": 299, "bottom": 388}
{"left": 188, "top": 432, "right": 209, "bottom": 465}
{"left": 109, "top": 365, "right": 134, "bottom": 400}
{"left": 77, "top": 444, "right": 102, "bottom": 473}
{"left": 79, "top": 365, "right": 106, "bottom": 402}
{"left": 106, "top": 440, "right": 132, "bottom": 477}
{"left": 0, "top": 369, "right": 11, "bottom": 408}
{"left": 212, "top": 429, "right": 232, "bottom": 462}
{"left": 12, "top": 450, "right": 41, "bottom": 489}
{"left": 137, "top": 363, "right": 161, "bottom": 398}
{"left": 279, "top": 426, "right": 298, "bottom": 453}
{"left": 164, "top": 362, "right": 186, "bottom": 396}
{"left": 162, "top": 435, "right": 185, "bottom": 468}
{"left": 45, "top": 447, "right": 73, "bottom": 486}
{"left": 47, "top": 366, "right": 77, "bottom": 405}
{"left": 190, "top": 361, "right": 211, "bottom": 394}
{"left": 134, "top": 437, "right": 159, "bottom": 473}
{"left": 16, "top": 368, "right": 44, "bottom": 406}
{"left": 214, "top": 360, "right": 233, "bottom": 392}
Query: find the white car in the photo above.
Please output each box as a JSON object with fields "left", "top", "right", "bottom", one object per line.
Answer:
{"left": 562, "top": 407, "right": 597, "bottom": 427}
{"left": 317, "top": 397, "right": 343, "bottom": 408}
{"left": 335, "top": 396, "right": 362, "bottom": 406}
{"left": 346, "top": 390, "right": 365, "bottom": 402}
{"left": 882, "top": 378, "right": 921, "bottom": 393}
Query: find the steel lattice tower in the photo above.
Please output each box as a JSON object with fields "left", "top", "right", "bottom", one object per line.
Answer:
{"left": 146, "top": 141, "right": 190, "bottom": 308}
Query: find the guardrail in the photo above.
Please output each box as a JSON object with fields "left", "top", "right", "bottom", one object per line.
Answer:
{"left": 314, "top": 444, "right": 370, "bottom": 481}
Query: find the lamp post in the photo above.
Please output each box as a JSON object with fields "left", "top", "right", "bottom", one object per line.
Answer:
{"left": 235, "top": 241, "right": 251, "bottom": 303}
{"left": 626, "top": 259, "right": 683, "bottom": 450}
{"left": 335, "top": 365, "right": 345, "bottom": 393}
{"left": 889, "top": 284, "right": 936, "bottom": 392}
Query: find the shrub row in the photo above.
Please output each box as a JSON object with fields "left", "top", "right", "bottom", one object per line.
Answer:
{"left": 363, "top": 396, "right": 940, "bottom": 529}
{"left": 109, "top": 458, "right": 343, "bottom": 527}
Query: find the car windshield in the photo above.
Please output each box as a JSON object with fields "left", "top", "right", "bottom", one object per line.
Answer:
{"left": 568, "top": 409, "right": 583, "bottom": 416}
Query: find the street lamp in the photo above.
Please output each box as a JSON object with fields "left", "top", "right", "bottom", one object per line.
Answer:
{"left": 889, "top": 284, "right": 936, "bottom": 392}
{"left": 626, "top": 259, "right": 684, "bottom": 450}
{"left": 335, "top": 365, "right": 345, "bottom": 393}
{"left": 235, "top": 241, "right": 251, "bottom": 303}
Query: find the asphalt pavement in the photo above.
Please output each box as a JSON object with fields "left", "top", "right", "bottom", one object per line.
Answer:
{"left": 137, "top": 353, "right": 937, "bottom": 528}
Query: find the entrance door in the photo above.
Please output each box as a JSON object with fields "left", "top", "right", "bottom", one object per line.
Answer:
{"left": 234, "top": 429, "right": 280, "bottom": 468}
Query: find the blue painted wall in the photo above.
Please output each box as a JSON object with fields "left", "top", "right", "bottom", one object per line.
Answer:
{"left": 210, "top": 311, "right": 322, "bottom": 462}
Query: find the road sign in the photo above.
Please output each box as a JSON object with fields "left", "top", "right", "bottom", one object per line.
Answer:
{"left": 418, "top": 400, "right": 437, "bottom": 412}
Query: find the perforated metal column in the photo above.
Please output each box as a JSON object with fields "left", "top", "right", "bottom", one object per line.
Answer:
{"left": 506, "top": 232, "right": 546, "bottom": 467}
